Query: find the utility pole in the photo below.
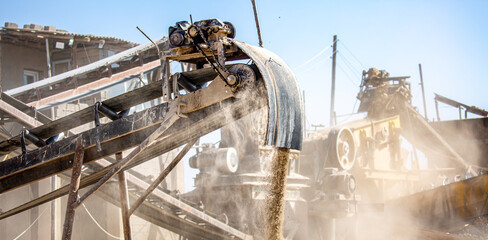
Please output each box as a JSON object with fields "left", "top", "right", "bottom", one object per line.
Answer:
{"left": 45, "top": 39, "right": 52, "bottom": 77}
{"left": 434, "top": 98, "right": 440, "bottom": 121}
{"left": 329, "top": 35, "right": 337, "bottom": 126}
{"left": 303, "top": 90, "right": 306, "bottom": 138}
{"left": 418, "top": 64, "right": 428, "bottom": 121}
{"left": 250, "top": 0, "right": 263, "bottom": 47}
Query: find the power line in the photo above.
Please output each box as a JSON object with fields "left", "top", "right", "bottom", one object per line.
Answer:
{"left": 338, "top": 51, "right": 362, "bottom": 76}
{"left": 82, "top": 202, "right": 122, "bottom": 239}
{"left": 12, "top": 206, "right": 49, "bottom": 240}
{"left": 337, "top": 62, "right": 359, "bottom": 87}
{"left": 338, "top": 40, "right": 365, "bottom": 69}
{"left": 295, "top": 55, "right": 329, "bottom": 75}
{"left": 295, "top": 39, "right": 337, "bottom": 70}
{"left": 338, "top": 56, "right": 360, "bottom": 84}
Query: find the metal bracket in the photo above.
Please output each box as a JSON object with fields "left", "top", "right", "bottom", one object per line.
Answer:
{"left": 21, "top": 129, "right": 46, "bottom": 148}
{"left": 19, "top": 130, "right": 27, "bottom": 156}
{"left": 93, "top": 102, "right": 131, "bottom": 151}
{"left": 162, "top": 58, "right": 171, "bottom": 102}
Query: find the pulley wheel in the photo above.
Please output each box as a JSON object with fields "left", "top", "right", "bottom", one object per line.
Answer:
{"left": 328, "top": 127, "right": 356, "bottom": 170}
{"left": 224, "top": 21, "right": 236, "bottom": 38}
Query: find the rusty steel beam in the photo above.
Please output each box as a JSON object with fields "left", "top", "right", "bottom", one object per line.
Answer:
{"left": 0, "top": 64, "right": 232, "bottom": 155}
{"left": 94, "top": 158, "right": 248, "bottom": 239}
{"left": 0, "top": 99, "right": 43, "bottom": 128}
{"left": 122, "top": 166, "right": 253, "bottom": 240}
{"left": 128, "top": 138, "right": 198, "bottom": 216}
{"left": 0, "top": 92, "right": 51, "bottom": 124}
{"left": 0, "top": 102, "right": 170, "bottom": 192}
{"left": 72, "top": 106, "right": 181, "bottom": 209}
{"left": 0, "top": 78, "right": 164, "bottom": 154}
{"left": 95, "top": 180, "right": 236, "bottom": 240}
{"left": 435, "top": 93, "right": 488, "bottom": 117}
{"left": 0, "top": 92, "right": 265, "bottom": 220}
{"left": 429, "top": 118, "right": 488, "bottom": 169}
{"left": 0, "top": 74, "right": 239, "bottom": 193}
{"left": 61, "top": 137, "right": 84, "bottom": 240}
{"left": 401, "top": 104, "right": 475, "bottom": 175}
{"left": 28, "top": 60, "right": 161, "bottom": 110}
{"left": 116, "top": 153, "right": 132, "bottom": 240}
{"left": 0, "top": 95, "right": 262, "bottom": 239}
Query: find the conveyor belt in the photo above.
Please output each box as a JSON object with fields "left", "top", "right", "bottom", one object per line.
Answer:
{"left": 0, "top": 37, "right": 303, "bottom": 240}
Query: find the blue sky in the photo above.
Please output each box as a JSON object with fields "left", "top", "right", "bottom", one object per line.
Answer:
{"left": 2, "top": 0, "right": 487, "bottom": 190}
{"left": 2, "top": 0, "right": 487, "bottom": 123}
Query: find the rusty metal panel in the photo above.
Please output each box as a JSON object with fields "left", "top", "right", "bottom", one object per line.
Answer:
{"left": 386, "top": 173, "right": 488, "bottom": 231}
{"left": 232, "top": 40, "right": 303, "bottom": 150}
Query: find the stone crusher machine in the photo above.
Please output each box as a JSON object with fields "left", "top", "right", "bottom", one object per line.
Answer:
{"left": 0, "top": 19, "right": 303, "bottom": 240}
{"left": 189, "top": 65, "right": 488, "bottom": 239}
{"left": 301, "top": 68, "right": 487, "bottom": 239}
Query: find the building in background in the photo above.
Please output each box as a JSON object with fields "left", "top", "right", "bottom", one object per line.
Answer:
{"left": 0, "top": 22, "right": 183, "bottom": 240}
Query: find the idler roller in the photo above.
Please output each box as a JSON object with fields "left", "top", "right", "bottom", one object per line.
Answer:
{"left": 189, "top": 147, "right": 239, "bottom": 174}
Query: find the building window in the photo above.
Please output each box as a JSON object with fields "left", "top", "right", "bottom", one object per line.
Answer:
{"left": 23, "top": 70, "right": 39, "bottom": 85}
{"left": 53, "top": 59, "right": 72, "bottom": 75}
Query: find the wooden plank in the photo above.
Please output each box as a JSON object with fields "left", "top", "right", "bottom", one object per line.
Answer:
{"left": 122, "top": 167, "right": 252, "bottom": 240}
{"left": 0, "top": 92, "right": 265, "bottom": 217}
{"left": 28, "top": 60, "right": 161, "bottom": 110}
{"left": 0, "top": 78, "right": 163, "bottom": 154}
{"left": 72, "top": 111, "right": 181, "bottom": 209}
{"left": 0, "top": 63, "right": 236, "bottom": 154}
{"left": 0, "top": 99, "right": 43, "bottom": 127}
{"left": 93, "top": 158, "right": 250, "bottom": 239}
{"left": 128, "top": 138, "right": 198, "bottom": 216}
{"left": 61, "top": 137, "right": 84, "bottom": 240}
{"left": 0, "top": 93, "right": 51, "bottom": 124}
{"left": 0, "top": 102, "right": 170, "bottom": 191}
{"left": 116, "top": 153, "right": 132, "bottom": 240}
{"left": 92, "top": 167, "right": 239, "bottom": 240}
{"left": 0, "top": 86, "right": 265, "bottom": 193}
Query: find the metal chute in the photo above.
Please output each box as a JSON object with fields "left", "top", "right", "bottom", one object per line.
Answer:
{"left": 232, "top": 40, "right": 303, "bottom": 150}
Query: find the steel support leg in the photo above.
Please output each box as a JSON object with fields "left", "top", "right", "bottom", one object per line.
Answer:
{"left": 61, "top": 137, "right": 84, "bottom": 240}
{"left": 117, "top": 152, "right": 132, "bottom": 240}
{"left": 128, "top": 138, "right": 198, "bottom": 216}
{"left": 435, "top": 99, "right": 440, "bottom": 121}
{"left": 73, "top": 111, "right": 180, "bottom": 209}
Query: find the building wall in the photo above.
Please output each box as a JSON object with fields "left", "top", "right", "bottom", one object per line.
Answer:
{"left": 0, "top": 43, "right": 47, "bottom": 91}
{"left": 0, "top": 43, "right": 3, "bottom": 91}
{"left": 0, "top": 184, "right": 35, "bottom": 239}
{"left": 0, "top": 37, "right": 185, "bottom": 240}
{"left": 0, "top": 41, "right": 118, "bottom": 91}
{"left": 51, "top": 44, "right": 104, "bottom": 68}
